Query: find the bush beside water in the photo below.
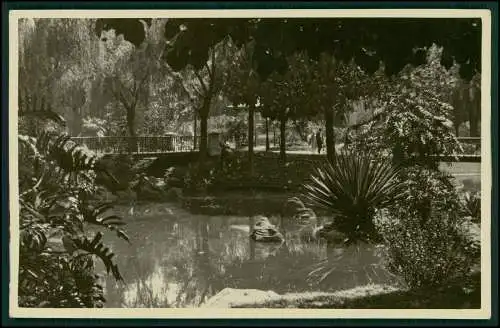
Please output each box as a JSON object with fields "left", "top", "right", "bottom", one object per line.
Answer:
{"left": 375, "top": 167, "right": 480, "bottom": 291}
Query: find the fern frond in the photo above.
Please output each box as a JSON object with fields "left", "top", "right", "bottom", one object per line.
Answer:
{"left": 78, "top": 202, "right": 129, "bottom": 243}
{"left": 33, "top": 132, "right": 119, "bottom": 184}
{"left": 72, "top": 232, "right": 123, "bottom": 281}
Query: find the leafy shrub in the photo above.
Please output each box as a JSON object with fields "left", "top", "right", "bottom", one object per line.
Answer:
{"left": 375, "top": 167, "right": 480, "bottom": 289}
{"left": 182, "top": 162, "right": 217, "bottom": 195}
{"left": 395, "top": 165, "right": 463, "bottom": 221}
{"left": 376, "top": 209, "right": 480, "bottom": 289}
{"left": 345, "top": 87, "right": 463, "bottom": 169}
{"left": 301, "top": 150, "right": 406, "bottom": 245}
{"left": 18, "top": 131, "right": 128, "bottom": 308}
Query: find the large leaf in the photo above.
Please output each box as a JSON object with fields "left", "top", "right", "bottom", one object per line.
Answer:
{"left": 33, "top": 131, "right": 119, "bottom": 186}
{"left": 79, "top": 201, "right": 130, "bottom": 243}
{"left": 72, "top": 232, "right": 123, "bottom": 281}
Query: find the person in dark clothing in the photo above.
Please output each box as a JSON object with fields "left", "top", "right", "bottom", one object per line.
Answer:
{"left": 316, "top": 129, "right": 323, "bottom": 154}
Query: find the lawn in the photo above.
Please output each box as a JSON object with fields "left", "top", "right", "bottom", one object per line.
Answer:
{"left": 232, "top": 272, "right": 481, "bottom": 309}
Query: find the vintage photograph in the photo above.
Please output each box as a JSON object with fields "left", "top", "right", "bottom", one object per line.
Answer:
{"left": 9, "top": 9, "right": 491, "bottom": 317}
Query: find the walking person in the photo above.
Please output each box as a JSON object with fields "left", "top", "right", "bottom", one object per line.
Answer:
{"left": 316, "top": 129, "right": 323, "bottom": 154}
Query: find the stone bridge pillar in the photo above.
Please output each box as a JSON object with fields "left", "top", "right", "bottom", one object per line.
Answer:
{"left": 208, "top": 132, "right": 222, "bottom": 156}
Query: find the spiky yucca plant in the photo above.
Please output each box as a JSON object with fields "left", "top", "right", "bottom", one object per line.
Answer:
{"left": 302, "top": 150, "right": 406, "bottom": 245}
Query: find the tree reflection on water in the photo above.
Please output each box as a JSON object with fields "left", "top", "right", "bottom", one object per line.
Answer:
{"left": 96, "top": 203, "right": 391, "bottom": 308}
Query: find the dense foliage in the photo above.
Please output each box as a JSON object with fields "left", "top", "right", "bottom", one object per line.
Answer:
{"left": 375, "top": 167, "right": 480, "bottom": 289}
{"left": 345, "top": 83, "right": 463, "bottom": 169}
{"left": 97, "top": 18, "right": 481, "bottom": 81}
{"left": 18, "top": 126, "right": 128, "bottom": 307}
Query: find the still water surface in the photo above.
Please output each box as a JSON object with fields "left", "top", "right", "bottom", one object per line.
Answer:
{"left": 96, "top": 203, "right": 392, "bottom": 308}
{"left": 95, "top": 164, "right": 480, "bottom": 308}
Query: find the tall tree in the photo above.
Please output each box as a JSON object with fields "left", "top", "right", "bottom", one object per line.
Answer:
{"left": 161, "top": 20, "right": 235, "bottom": 161}
{"left": 308, "top": 54, "right": 368, "bottom": 162}
{"left": 97, "top": 19, "right": 157, "bottom": 151}
{"left": 224, "top": 41, "right": 261, "bottom": 173}
{"left": 259, "top": 52, "right": 315, "bottom": 161}
{"left": 19, "top": 18, "right": 98, "bottom": 135}
{"left": 348, "top": 44, "right": 476, "bottom": 142}
{"left": 453, "top": 74, "right": 481, "bottom": 137}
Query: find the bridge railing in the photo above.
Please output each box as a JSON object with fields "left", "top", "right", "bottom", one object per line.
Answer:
{"left": 71, "top": 135, "right": 199, "bottom": 154}
{"left": 70, "top": 135, "right": 481, "bottom": 155}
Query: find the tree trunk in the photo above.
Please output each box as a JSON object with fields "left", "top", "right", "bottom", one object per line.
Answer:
{"left": 265, "top": 117, "right": 270, "bottom": 151}
{"left": 324, "top": 106, "right": 335, "bottom": 163}
{"left": 248, "top": 104, "right": 255, "bottom": 175}
{"left": 126, "top": 106, "right": 137, "bottom": 153}
{"left": 72, "top": 107, "right": 82, "bottom": 136}
{"left": 249, "top": 216, "right": 255, "bottom": 261}
{"left": 273, "top": 124, "right": 277, "bottom": 147}
{"left": 451, "top": 91, "right": 463, "bottom": 137}
{"left": 469, "top": 87, "right": 480, "bottom": 137}
{"left": 193, "top": 111, "right": 198, "bottom": 150}
{"left": 279, "top": 116, "right": 287, "bottom": 162}
{"left": 468, "top": 100, "right": 478, "bottom": 137}
{"left": 199, "top": 110, "right": 209, "bottom": 163}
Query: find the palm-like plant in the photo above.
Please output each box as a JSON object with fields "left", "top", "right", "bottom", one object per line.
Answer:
{"left": 302, "top": 150, "right": 406, "bottom": 245}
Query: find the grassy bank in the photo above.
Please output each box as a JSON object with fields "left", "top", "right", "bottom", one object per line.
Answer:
{"left": 232, "top": 273, "right": 480, "bottom": 309}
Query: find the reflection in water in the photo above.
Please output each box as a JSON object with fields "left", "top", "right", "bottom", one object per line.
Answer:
{"left": 95, "top": 203, "right": 392, "bottom": 308}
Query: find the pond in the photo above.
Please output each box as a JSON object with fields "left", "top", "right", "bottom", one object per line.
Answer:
{"left": 95, "top": 165, "right": 480, "bottom": 308}
{"left": 95, "top": 203, "right": 393, "bottom": 308}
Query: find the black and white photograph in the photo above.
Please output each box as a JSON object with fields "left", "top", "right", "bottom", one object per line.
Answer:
{"left": 8, "top": 7, "right": 492, "bottom": 319}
